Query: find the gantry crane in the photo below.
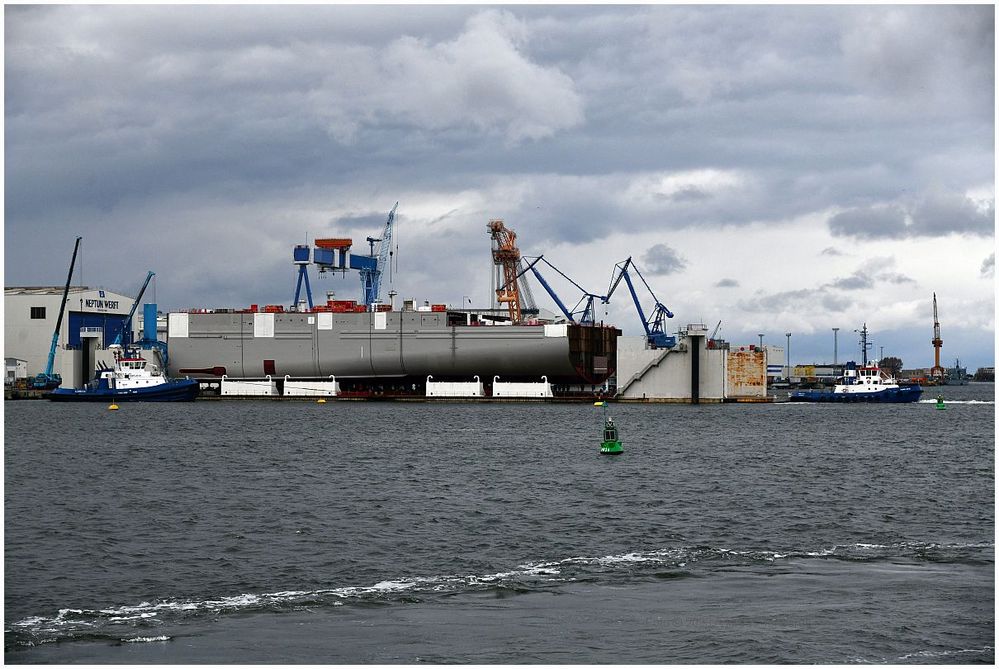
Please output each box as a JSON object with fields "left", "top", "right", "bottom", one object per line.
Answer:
{"left": 930, "top": 292, "right": 945, "bottom": 379}
{"left": 292, "top": 203, "right": 398, "bottom": 309}
{"left": 488, "top": 220, "right": 525, "bottom": 323}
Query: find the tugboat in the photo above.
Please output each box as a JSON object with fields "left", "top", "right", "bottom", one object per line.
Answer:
{"left": 789, "top": 325, "right": 921, "bottom": 403}
{"left": 47, "top": 345, "right": 199, "bottom": 402}
{"left": 789, "top": 360, "right": 923, "bottom": 403}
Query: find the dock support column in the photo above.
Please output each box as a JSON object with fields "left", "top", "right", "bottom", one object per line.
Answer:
{"left": 691, "top": 338, "right": 700, "bottom": 404}
{"left": 686, "top": 325, "right": 707, "bottom": 404}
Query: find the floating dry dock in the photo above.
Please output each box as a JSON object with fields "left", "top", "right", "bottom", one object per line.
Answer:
{"left": 167, "top": 308, "right": 619, "bottom": 393}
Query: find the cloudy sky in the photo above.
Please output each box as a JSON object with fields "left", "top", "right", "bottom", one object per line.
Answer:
{"left": 5, "top": 4, "right": 995, "bottom": 370}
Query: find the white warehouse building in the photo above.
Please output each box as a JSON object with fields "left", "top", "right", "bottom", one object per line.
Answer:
{"left": 5, "top": 286, "right": 136, "bottom": 388}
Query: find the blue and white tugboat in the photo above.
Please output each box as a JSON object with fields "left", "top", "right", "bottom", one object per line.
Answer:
{"left": 789, "top": 324, "right": 922, "bottom": 403}
{"left": 789, "top": 361, "right": 922, "bottom": 403}
{"left": 47, "top": 345, "right": 200, "bottom": 402}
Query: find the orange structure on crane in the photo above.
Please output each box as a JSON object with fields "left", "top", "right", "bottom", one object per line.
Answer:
{"left": 488, "top": 219, "right": 523, "bottom": 324}
{"left": 930, "top": 292, "right": 945, "bottom": 379}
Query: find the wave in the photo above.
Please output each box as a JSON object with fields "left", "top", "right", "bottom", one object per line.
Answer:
{"left": 917, "top": 399, "right": 994, "bottom": 404}
{"left": 8, "top": 540, "right": 992, "bottom": 648}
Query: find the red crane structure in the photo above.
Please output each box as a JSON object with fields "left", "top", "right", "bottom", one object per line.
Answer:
{"left": 488, "top": 219, "right": 524, "bottom": 324}
{"left": 930, "top": 292, "right": 945, "bottom": 380}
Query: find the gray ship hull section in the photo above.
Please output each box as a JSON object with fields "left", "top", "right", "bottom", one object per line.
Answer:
{"left": 167, "top": 311, "right": 610, "bottom": 383}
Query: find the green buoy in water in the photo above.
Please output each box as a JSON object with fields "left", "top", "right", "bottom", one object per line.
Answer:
{"left": 936, "top": 394, "right": 946, "bottom": 410}
{"left": 594, "top": 401, "right": 623, "bottom": 454}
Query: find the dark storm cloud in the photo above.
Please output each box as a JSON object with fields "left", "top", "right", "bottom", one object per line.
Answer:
{"left": 827, "top": 192, "right": 994, "bottom": 240}
{"left": 828, "top": 273, "right": 874, "bottom": 291}
{"left": 982, "top": 253, "right": 995, "bottom": 278}
{"left": 741, "top": 259, "right": 917, "bottom": 312}
{"left": 641, "top": 244, "right": 687, "bottom": 276}
{"left": 715, "top": 278, "right": 739, "bottom": 288}
{"left": 827, "top": 205, "right": 908, "bottom": 239}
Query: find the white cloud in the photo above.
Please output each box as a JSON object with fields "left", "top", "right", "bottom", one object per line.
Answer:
{"left": 305, "top": 10, "right": 584, "bottom": 144}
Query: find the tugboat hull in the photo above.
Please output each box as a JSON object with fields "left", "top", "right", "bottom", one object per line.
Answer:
{"left": 789, "top": 386, "right": 923, "bottom": 403}
{"left": 47, "top": 379, "right": 200, "bottom": 402}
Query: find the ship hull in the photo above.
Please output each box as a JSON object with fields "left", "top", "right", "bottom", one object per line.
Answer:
{"left": 46, "top": 379, "right": 200, "bottom": 402}
{"left": 789, "top": 386, "right": 923, "bottom": 403}
{"left": 166, "top": 311, "right": 619, "bottom": 385}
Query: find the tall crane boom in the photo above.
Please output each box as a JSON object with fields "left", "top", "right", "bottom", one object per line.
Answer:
{"left": 509, "top": 255, "right": 602, "bottom": 324}
{"left": 32, "top": 236, "right": 82, "bottom": 389}
{"left": 930, "top": 292, "right": 944, "bottom": 378}
{"left": 113, "top": 271, "right": 155, "bottom": 346}
{"left": 488, "top": 220, "right": 524, "bottom": 323}
{"left": 360, "top": 202, "right": 398, "bottom": 307}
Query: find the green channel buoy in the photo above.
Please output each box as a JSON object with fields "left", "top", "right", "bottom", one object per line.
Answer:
{"left": 595, "top": 401, "right": 623, "bottom": 454}
{"left": 935, "top": 394, "right": 946, "bottom": 410}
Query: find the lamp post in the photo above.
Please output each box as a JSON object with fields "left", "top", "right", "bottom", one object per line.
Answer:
{"left": 832, "top": 327, "right": 839, "bottom": 365}
{"left": 785, "top": 332, "right": 791, "bottom": 381}
{"left": 758, "top": 333, "right": 764, "bottom": 349}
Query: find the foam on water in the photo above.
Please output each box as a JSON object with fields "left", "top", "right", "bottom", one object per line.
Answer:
{"left": 12, "top": 538, "right": 990, "bottom": 645}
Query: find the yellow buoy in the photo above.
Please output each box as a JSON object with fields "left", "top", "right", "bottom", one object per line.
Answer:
{"left": 317, "top": 398, "right": 327, "bottom": 404}
{"left": 109, "top": 403, "right": 119, "bottom": 411}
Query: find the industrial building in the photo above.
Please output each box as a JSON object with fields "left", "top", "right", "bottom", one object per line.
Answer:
{"left": 4, "top": 286, "right": 135, "bottom": 388}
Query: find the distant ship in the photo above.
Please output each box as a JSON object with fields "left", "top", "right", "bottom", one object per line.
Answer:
{"left": 165, "top": 306, "right": 619, "bottom": 390}
{"left": 789, "top": 360, "right": 922, "bottom": 403}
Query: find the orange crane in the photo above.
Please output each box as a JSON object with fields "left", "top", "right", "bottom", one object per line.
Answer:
{"left": 488, "top": 220, "right": 523, "bottom": 323}
{"left": 930, "top": 292, "right": 945, "bottom": 379}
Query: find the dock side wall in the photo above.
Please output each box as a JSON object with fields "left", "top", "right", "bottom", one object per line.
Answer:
{"left": 615, "top": 336, "right": 726, "bottom": 401}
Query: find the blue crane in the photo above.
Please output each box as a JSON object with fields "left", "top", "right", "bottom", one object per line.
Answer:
{"left": 294, "top": 202, "right": 399, "bottom": 310}
{"left": 605, "top": 257, "right": 675, "bottom": 349}
{"left": 510, "top": 255, "right": 604, "bottom": 325}
{"left": 112, "top": 271, "right": 155, "bottom": 347}
{"left": 31, "top": 236, "right": 82, "bottom": 390}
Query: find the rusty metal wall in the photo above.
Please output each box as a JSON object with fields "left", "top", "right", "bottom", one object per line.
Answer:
{"left": 726, "top": 348, "right": 766, "bottom": 397}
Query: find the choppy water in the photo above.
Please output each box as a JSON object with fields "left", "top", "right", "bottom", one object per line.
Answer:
{"left": 5, "top": 383, "right": 994, "bottom": 663}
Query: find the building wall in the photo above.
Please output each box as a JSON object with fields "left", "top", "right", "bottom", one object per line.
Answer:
{"left": 726, "top": 348, "right": 767, "bottom": 398}
{"left": 5, "top": 287, "right": 133, "bottom": 385}
{"left": 615, "top": 332, "right": 726, "bottom": 401}
{"left": 764, "top": 345, "right": 785, "bottom": 378}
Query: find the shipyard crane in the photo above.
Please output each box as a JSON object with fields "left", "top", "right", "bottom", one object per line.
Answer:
{"left": 31, "top": 236, "right": 82, "bottom": 390}
{"left": 488, "top": 220, "right": 525, "bottom": 323}
{"left": 359, "top": 202, "right": 398, "bottom": 307}
{"left": 292, "top": 202, "right": 399, "bottom": 310}
{"left": 112, "top": 271, "right": 155, "bottom": 347}
{"left": 930, "top": 292, "right": 945, "bottom": 379}
{"left": 604, "top": 257, "right": 675, "bottom": 349}
{"left": 510, "top": 255, "right": 603, "bottom": 325}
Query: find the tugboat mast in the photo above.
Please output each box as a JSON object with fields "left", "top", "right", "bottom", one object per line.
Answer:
{"left": 857, "top": 323, "right": 871, "bottom": 366}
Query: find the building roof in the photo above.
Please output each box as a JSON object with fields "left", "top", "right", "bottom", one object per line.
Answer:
{"left": 5, "top": 286, "right": 94, "bottom": 295}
